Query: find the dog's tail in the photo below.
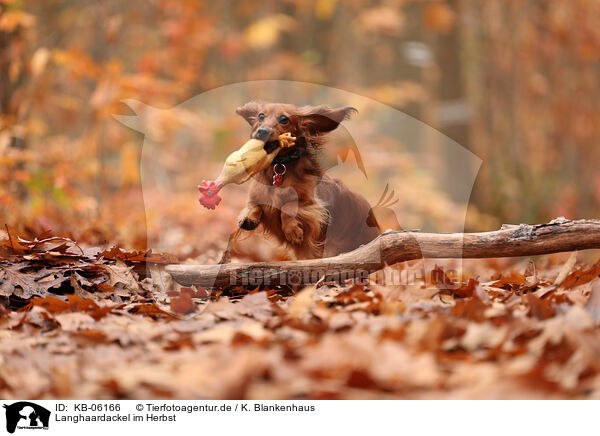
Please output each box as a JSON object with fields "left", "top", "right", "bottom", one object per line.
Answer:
{"left": 373, "top": 183, "right": 399, "bottom": 209}
{"left": 367, "top": 183, "right": 400, "bottom": 230}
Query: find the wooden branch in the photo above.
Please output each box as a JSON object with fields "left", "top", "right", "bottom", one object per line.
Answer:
{"left": 166, "top": 218, "right": 600, "bottom": 288}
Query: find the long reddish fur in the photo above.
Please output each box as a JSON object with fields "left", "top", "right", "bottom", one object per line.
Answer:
{"left": 223, "top": 102, "right": 380, "bottom": 262}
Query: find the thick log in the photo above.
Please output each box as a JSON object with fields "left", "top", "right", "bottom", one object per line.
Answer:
{"left": 166, "top": 218, "right": 600, "bottom": 288}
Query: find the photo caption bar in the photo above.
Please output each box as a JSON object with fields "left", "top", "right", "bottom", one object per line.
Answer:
{"left": 0, "top": 400, "right": 595, "bottom": 436}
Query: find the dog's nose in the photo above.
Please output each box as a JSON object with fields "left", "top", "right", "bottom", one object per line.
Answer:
{"left": 255, "top": 127, "right": 270, "bottom": 141}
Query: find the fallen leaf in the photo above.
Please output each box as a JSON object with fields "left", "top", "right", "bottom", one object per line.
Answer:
{"left": 55, "top": 312, "right": 96, "bottom": 331}
{"left": 170, "top": 292, "right": 196, "bottom": 314}
{"left": 562, "top": 261, "right": 600, "bottom": 289}
{"left": 102, "top": 259, "right": 140, "bottom": 292}
{"left": 554, "top": 251, "right": 578, "bottom": 286}
{"left": 288, "top": 286, "right": 315, "bottom": 319}
{"left": 0, "top": 263, "right": 69, "bottom": 298}
{"left": 584, "top": 279, "right": 600, "bottom": 322}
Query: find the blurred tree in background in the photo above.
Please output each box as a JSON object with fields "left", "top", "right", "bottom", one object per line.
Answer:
{"left": 460, "top": 0, "right": 600, "bottom": 225}
{"left": 0, "top": 0, "right": 598, "bottom": 250}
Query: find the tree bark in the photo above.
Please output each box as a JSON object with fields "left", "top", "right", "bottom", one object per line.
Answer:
{"left": 166, "top": 218, "right": 600, "bottom": 288}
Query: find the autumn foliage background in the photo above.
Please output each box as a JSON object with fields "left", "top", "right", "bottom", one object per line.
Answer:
{"left": 2, "top": 0, "right": 599, "bottom": 251}
{"left": 1, "top": 0, "right": 600, "bottom": 400}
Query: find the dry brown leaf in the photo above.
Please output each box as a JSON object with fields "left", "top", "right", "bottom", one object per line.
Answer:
{"left": 554, "top": 251, "right": 578, "bottom": 286}
{"left": 102, "top": 259, "right": 140, "bottom": 292}
{"left": 288, "top": 286, "right": 315, "bottom": 319}
{"left": 0, "top": 263, "right": 69, "bottom": 298}
{"left": 170, "top": 292, "right": 196, "bottom": 315}
{"left": 55, "top": 312, "right": 96, "bottom": 331}
{"left": 562, "top": 261, "right": 600, "bottom": 289}
{"left": 584, "top": 279, "right": 600, "bottom": 322}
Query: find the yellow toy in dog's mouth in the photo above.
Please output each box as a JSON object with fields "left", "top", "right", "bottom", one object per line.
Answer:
{"left": 198, "top": 132, "right": 295, "bottom": 209}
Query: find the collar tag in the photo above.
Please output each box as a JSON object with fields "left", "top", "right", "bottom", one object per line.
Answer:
{"left": 273, "top": 163, "right": 286, "bottom": 187}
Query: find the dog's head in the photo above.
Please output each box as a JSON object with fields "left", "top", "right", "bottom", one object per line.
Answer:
{"left": 236, "top": 102, "right": 357, "bottom": 145}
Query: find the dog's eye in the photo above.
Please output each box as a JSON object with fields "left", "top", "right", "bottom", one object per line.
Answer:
{"left": 257, "top": 113, "right": 265, "bottom": 122}
{"left": 278, "top": 115, "right": 289, "bottom": 125}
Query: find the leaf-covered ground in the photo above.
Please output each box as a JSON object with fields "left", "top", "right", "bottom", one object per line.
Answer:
{"left": 1, "top": 232, "right": 600, "bottom": 399}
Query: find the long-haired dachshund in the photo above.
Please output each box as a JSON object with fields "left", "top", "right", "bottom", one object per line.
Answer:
{"left": 221, "top": 102, "right": 380, "bottom": 262}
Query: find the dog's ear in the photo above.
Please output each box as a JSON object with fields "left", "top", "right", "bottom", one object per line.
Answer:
{"left": 236, "top": 101, "right": 261, "bottom": 126}
{"left": 297, "top": 106, "right": 357, "bottom": 135}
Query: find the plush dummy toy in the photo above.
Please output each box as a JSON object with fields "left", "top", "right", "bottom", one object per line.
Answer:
{"left": 198, "top": 132, "right": 295, "bottom": 209}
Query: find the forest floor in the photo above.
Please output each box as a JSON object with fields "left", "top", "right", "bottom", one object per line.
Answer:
{"left": 1, "top": 232, "right": 600, "bottom": 399}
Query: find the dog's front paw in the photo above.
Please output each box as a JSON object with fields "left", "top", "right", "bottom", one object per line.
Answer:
{"left": 239, "top": 217, "right": 259, "bottom": 230}
{"left": 283, "top": 222, "right": 304, "bottom": 245}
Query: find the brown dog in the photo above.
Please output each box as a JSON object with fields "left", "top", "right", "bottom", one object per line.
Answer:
{"left": 221, "top": 102, "right": 380, "bottom": 262}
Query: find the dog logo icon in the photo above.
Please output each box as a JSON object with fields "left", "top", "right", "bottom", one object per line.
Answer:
{"left": 3, "top": 402, "right": 50, "bottom": 433}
